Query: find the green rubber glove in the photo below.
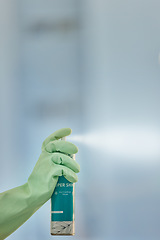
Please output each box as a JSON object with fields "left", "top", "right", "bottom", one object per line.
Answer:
{"left": 0, "top": 128, "right": 80, "bottom": 240}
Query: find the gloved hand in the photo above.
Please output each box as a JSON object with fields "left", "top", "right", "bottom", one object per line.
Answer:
{"left": 0, "top": 128, "right": 80, "bottom": 240}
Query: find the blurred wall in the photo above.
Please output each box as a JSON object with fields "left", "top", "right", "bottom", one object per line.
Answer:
{"left": 82, "top": 0, "right": 160, "bottom": 239}
{"left": 0, "top": 0, "right": 160, "bottom": 240}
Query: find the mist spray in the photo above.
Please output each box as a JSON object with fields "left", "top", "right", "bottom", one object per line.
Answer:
{"left": 50, "top": 137, "right": 75, "bottom": 235}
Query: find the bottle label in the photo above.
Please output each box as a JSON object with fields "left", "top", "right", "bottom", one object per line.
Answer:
{"left": 51, "top": 176, "right": 74, "bottom": 222}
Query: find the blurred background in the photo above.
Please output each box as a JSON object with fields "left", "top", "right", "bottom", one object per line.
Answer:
{"left": 0, "top": 0, "right": 160, "bottom": 239}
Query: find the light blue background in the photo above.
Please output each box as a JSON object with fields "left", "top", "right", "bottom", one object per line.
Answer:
{"left": 0, "top": 0, "right": 160, "bottom": 239}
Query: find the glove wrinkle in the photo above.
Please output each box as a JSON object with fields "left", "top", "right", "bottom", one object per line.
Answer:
{"left": 59, "top": 157, "right": 63, "bottom": 165}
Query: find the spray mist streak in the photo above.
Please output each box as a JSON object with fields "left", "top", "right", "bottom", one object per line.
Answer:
{"left": 68, "top": 126, "right": 160, "bottom": 161}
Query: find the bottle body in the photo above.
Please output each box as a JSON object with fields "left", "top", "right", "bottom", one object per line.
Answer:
{"left": 50, "top": 176, "right": 75, "bottom": 235}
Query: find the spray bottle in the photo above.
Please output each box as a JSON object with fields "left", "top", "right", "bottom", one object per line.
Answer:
{"left": 50, "top": 137, "right": 75, "bottom": 235}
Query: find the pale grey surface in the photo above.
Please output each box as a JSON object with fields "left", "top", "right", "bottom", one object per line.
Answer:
{"left": 0, "top": 0, "right": 160, "bottom": 239}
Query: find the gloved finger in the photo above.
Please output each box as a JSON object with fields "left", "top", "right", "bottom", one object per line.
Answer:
{"left": 51, "top": 153, "right": 80, "bottom": 173}
{"left": 42, "top": 128, "right": 72, "bottom": 149}
{"left": 53, "top": 165, "right": 78, "bottom": 183}
{"left": 45, "top": 140, "right": 78, "bottom": 154}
